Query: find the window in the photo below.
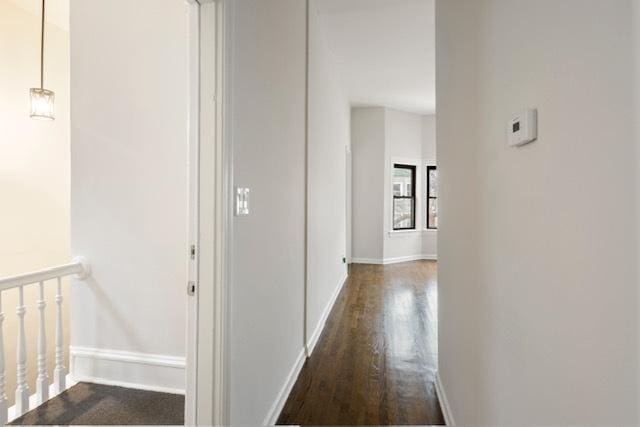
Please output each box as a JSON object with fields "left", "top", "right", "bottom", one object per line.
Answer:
{"left": 393, "top": 164, "right": 416, "bottom": 230}
{"left": 427, "top": 166, "right": 438, "bottom": 229}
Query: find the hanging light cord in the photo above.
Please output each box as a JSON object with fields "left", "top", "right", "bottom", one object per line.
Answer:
{"left": 40, "top": 0, "right": 45, "bottom": 89}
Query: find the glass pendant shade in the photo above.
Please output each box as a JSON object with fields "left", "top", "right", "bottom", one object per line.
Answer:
{"left": 30, "top": 87, "right": 55, "bottom": 120}
{"left": 30, "top": 0, "right": 55, "bottom": 121}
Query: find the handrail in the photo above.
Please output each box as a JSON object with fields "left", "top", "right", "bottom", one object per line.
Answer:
{"left": 0, "top": 257, "right": 89, "bottom": 422}
{"left": 0, "top": 257, "right": 90, "bottom": 292}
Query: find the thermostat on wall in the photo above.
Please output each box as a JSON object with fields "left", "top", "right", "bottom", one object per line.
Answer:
{"left": 508, "top": 109, "right": 537, "bottom": 147}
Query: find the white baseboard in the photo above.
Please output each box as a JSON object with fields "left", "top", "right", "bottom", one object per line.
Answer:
{"left": 306, "top": 271, "right": 348, "bottom": 356}
{"left": 351, "top": 257, "right": 385, "bottom": 265}
{"left": 262, "top": 271, "right": 349, "bottom": 425}
{"left": 352, "top": 254, "right": 437, "bottom": 265}
{"left": 70, "top": 346, "right": 186, "bottom": 395}
{"left": 263, "top": 349, "right": 306, "bottom": 426}
{"left": 263, "top": 271, "right": 349, "bottom": 425}
{"left": 384, "top": 254, "right": 437, "bottom": 264}
{"left": 435, "top": 372, "right": 455, "bottom": 426}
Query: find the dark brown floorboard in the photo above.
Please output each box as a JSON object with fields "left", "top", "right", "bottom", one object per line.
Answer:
{"left": 10, "top": 382, "right": 184, "bottom": 425}
{"left": 277, "top": 261, "right": 444, "bottom": 426}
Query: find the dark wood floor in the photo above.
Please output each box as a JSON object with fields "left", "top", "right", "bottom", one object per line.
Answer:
{"left": 278, "top": 261, "right": 444, "bottom": 426}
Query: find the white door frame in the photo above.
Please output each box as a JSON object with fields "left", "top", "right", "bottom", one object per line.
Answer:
{"left": 185, "top": 2, "right": 200, "bottom": 424}
{"left": 185, "top": 0, "right": 230, "bottom": 425}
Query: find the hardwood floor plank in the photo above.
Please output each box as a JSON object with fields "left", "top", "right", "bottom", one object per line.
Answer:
{"left": 277, "top": 261, "right": 445, "bottom": 426}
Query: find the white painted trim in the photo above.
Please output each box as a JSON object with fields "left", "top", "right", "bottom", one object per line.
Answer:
{"left": 303, "top": 0, "right": 311, "bottom": 359}
{"left": 212, "top": 1, "right": 229, "bottom": 424}
{"left": 220, "top": 0, "right": 234, "bottom": 423}
{"left": 384, "top": 254, "right": 437, "bottom": 264}
{"left": 185, "top": 1, "right": 201, "bottom": 424}
{"left": 264, "top": 270, "right": 348, "bottom": 425}
{"left": 346, "top": 145, "right": 353, "bottom": 264}
{"left": 263, "top": 349, "right": 306, "bottom": 426}
{"left": 0, "top": 260, "right": 87, "bottom": 291}
{"left": 71, "top": 346, "right": 185, "bottom": 368}
{"left": 193, "top": 0, "right": 230, "bottom": 425}
{"left": 352, "top": 255, "right": 437, "bottom": 265}
{"left": 351, "top": 258, "right": 384, "bottom": 265}
{"left": 306, "top": 272, "right": 348, "bottom": 355}
{"left": 435, "top": 372, "right": 455, "bottom": 426}
{"left": 70, "top": 346, "right": 186, "bottom": 395}
{"left": 351, "top": 257, "right": 385, "bottom": 265}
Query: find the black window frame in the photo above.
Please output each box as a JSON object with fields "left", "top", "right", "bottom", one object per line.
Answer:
{"left": 392, "top": 164, "right": 417, "bottom": 231}
{"left": 427, "top": 165, "right": 438, "bottom": 230}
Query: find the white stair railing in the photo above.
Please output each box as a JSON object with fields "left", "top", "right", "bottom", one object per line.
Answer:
{"left": 0, "top": 258, "right": 89, "bottom": 424}
{"left": 36, "top": 281, "right": 48, "bottom": 404}
{"left": 0, "top": 294, "right": 7, "bottom": 421}
{"left": 53, "top": 278, "right": 65, "bottom": 395}
{"left": 15, "top": 286, "right": 28, "bottom": 415}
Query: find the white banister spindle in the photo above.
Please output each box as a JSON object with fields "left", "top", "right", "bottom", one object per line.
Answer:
{"left": 53, "top": 277, "right": 65, "bottom": 394}
{"left": 0, "top": 259, "right": 89, "bottom": 419}
{"left": 15, "top": 286, "right": 29, "bottom": 416}
{"left": 0, "top": 294, "right": 8, "bottom": 425}
{"left": 36, "top": 281, "right": 49, "bottom": 404}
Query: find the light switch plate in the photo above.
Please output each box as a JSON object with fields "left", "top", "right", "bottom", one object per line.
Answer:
{"left": 236, "top": 187, "right": 250, "bottom": 216}
{"left": 508, "top": 109, "right": 538, "bottom": 147}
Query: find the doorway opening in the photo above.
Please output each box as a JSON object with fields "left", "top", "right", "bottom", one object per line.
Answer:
{"left": 280, "top": 0, "right": 441, "bottom": 425}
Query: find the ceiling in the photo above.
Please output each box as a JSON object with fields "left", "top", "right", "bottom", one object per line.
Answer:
{"left": 9, "top": 0, "right": 69, "bottom": 31}
{"left": 7, "top": 0, "right": 433, "bottom": 113}
{"left": 315, "top": 0, "right": 435, "bottom": 114}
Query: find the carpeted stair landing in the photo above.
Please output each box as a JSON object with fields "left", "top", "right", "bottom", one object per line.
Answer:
{"left": 10, "top": 382, "right": 184, "bottom": 425}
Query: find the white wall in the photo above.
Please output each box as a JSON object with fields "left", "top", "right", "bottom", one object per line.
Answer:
{"left": 421, "top": 115, "right": 437, "bottom": 257}
{"left": 306, "top": 1, "right": 351, "bottom": 352}
{"left": 229, "top": 1, "right": 307, "bottom": 424}
{"left": 386, "top": 109, "right": 424, "bottom": 159}
{"left": 70, "top": 0, "right": 188, "bottom": 391}
{"left": 351, "top": 108, "right": 386, "bottom": 262}
{"left": 437, "top": 0, "right": 639, "bottom": 424}
{"left": 352, "top": 107, "right": 437, "bottom": 264}
{"left": 635, "top": 5, "right": 640, "bottom": 422}
{"left": 384, "top": 109, "right": 428, "bottom": 262}
{"left": 422, "top": 115, "right": 437, "bottom": 160}
{"left": 0, "top": 0, "right": 70, "bottom": 405}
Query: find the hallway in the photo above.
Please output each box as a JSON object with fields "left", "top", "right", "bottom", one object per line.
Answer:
{"left": 277, "top": 261, "right": 444, "bottom": 425}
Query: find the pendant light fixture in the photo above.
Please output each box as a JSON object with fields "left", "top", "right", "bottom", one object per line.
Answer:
{"left": 30, "top": 0, "right": 55, "bottom": 120}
